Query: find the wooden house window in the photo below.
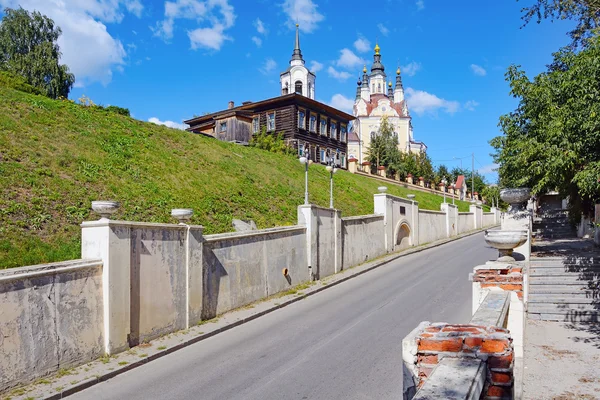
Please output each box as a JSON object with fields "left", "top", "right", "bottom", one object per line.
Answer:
{"left": 320, "top": 117, "right": 327, "bottom": 136}
{"left": 219, "top": 122, "right": 227, "bottom": 133}
{"left": 330, "top": 121, "right": 337, "bottom": 139}
{"left": 340, "top": 124, "right": 347, "bottom": 143}
{"left": 267, "top": 112, "right": 275, "bottom": 131}
{"left": 298, "top": 110, "right": 306, "bottom": 129}
{"left": 309, "top": 113, "right": 317, "bottom": 132}
{"left": 252, "top": 117, "right": 259, "bottom": 133}
{"left": 341, "top": 152, "right": 347, "bottom": 168}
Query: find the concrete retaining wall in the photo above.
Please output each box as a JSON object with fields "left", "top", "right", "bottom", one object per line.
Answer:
{"left": 458, "top": 212, "right": 473, "bottom": 234}
{"left": 0, "top": 260, "right": 104, "bottom": 392}
{"left": 203, "top": 226, "right": 307, "bottom": 318}
{"left": 418, "top": 210, "right": 447, "bottom": 244}
{"left": 342, "top": 214, "right": 385, "bottom": 269}
{"left": 483, "top": 212, "right": 495, "bottom": 227}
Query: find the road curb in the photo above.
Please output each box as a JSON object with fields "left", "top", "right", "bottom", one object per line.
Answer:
{"left": 23, "top": 226, "right": 496, "bottom": 400}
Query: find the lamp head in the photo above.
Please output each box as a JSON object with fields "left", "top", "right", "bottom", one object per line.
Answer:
{"left": 299, "top": 156, "right": 307, "bottom": 165}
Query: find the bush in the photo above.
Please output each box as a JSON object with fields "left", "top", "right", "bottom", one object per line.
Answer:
{"left": 249, "top": 127, "right": 296, "bottom": 156}
{"left": 0, "top": 71, "right": 43, "bottom": 95}
{"left": 105, "top": 105, "right": 131, "bottom": 117}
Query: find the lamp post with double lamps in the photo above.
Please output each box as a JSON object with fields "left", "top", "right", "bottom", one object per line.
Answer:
{"left": 326, "top": 158, "right": 338, "bottom": 209}
{"left": 298, "top": 143, "right": 312, "bottom": 205}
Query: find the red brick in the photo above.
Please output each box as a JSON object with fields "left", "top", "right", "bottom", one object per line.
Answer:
{"left": 463, "top": 336, "right": 483, "bottom": 351}
{"left": 418, "top": 366, "right": 434, "bottom": 379}
{"left": 491, "top": 371, "right": 513, "bottom": 384}
{"left": 425, "top": 326, "right": 442, "bottom": 333}
{"left": 417, "top": 354, "right": 438, "bottom": 365}
{"left": 510, "top": 267, "right": 522, "bottom": 274}
{"left": 486, "top": 384, "right": 513, "bottom": 397}
{"left": 418, "top": 337, "right": 463, "bottom": 352}
{"left": 488, "top": 353, "right": 514, "bottom": 369}
{"left": 499, "top": 284, "right": 522, "bottom": 291}
{"left": 441, "top": 325, "right": 483, "bottom": 334}
{"left": 480, "top": 339, "right": 510, "bottom": 353}
{"left": 508, "top": 275, "right": 523, "bottom": 283}
{"left": 421, "top": 332, "right": 434, "bottom": 338}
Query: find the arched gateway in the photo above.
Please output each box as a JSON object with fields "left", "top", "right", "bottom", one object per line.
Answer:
{"left": 395, "top": 221, "right": 411, "bottom": 250}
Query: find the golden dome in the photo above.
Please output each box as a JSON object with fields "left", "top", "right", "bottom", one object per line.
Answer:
{"left": 374, "top": 43, "right": 380, "bottom": 55}
{"left": 363, "top": 65, "right": 367, "bottom": 73}
{"left": 388, "top": 81, "right": 392, "bottom": 87}
{"left": 295, "top": 23, "right": 299, "bottom": 28}
{"left": 396, "top": 67, "right": 401, "bottom": 75}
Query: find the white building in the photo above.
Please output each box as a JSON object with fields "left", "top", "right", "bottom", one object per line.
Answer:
{"left": 280, "top": 24, "right": 316, "bottom": 99}
{"left": 348, "top": 43, "right": 426, "bottom": 164}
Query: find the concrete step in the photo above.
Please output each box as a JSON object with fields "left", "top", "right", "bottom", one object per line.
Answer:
{"left": 529, "top": 276, "right": 600, "bottom": 285}
{"left": 529, "top": 269, "right": 600, "bottom": 276}
{"left": 528, "top": 296, "right": 598, "bottom": 304}
{"left": 533, "top": 227, "right": 574, "bottom": 233}
{"left": 535, "top": 233, "right": 578, "bottom": 239}
{"left": 527, "top": 305, "right": 599, "bottom": 322}
{"left": 529, "top": 284, "right": 596, "bottom": 294}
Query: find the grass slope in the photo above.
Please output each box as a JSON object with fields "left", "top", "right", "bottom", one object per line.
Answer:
{"left": 0, "top": 83, "right": 480, "bottom": 269}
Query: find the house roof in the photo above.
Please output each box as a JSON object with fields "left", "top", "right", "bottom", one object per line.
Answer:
{"left": 456, "top": 175, "right": 465, "bottom": 189}
{"left": 184, "top": 93, "right": 353, "bottom": 130}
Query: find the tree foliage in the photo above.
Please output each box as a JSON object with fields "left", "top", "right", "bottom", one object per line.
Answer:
{"left": 0, "top": 8, "right": 75, "bottom": 98}
{"left": 249, "top": 127, "right": 296, "bottom": 156}
{"left": 366, "top": 116, "right": 401, "bottom": 173}
{"left": 491, "top": 35, "right": 600, "bottom": 217}
{"left": 520, "top": 0, "right": 600, "bottom": 48}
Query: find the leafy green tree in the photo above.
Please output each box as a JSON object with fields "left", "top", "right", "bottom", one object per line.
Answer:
{"left": 434, "top": 164, "right": 450, "bottom": 185}
{"left": 520, "top": 0, "right": 600, "bottom": 48}
{"left": 250, "top": 127, "right": 295, "bottom": 156}
{"left": 366, "top": 116, "right": 402, "bottom": 176}
{"left": 0, "top": 8, "right": 75, "bottom": 98}
{"left": 491, "top": 36, "right": 600, "bottom": 218}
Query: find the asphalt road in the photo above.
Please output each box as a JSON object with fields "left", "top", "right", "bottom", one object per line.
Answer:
{"left": 71, "top": 232, "right": 496, "bottom": 400}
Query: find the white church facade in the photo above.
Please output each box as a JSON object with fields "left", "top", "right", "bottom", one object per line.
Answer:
{"left": 348, "top": 44, "right": 426, "bottom": 164}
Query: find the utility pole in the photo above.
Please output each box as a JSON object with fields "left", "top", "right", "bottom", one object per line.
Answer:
{"left": 471, "top": 152, "right": 475, "bottom": 201}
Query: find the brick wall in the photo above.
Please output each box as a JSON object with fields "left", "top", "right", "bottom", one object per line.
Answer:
{"left": 408, "top": 323, "right": 514, "bottom": 399}
{"left": 473, "top": 265, "right": 523, "bottom": 300}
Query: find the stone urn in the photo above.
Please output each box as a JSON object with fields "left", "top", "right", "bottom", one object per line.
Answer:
{"left": 500, "top": 188, "right": 530, "bottom": 212}
{"left": 91, "top": 201, "right": 119, "bottom": 220}
{"left": 484, "top": 230, "right": 528, "bottom": 262}
{"left": 377, "top": 186, "right": 388, "bottom": 193}
{"left": 171, "top": 208, "right": 194, "bottom": 224}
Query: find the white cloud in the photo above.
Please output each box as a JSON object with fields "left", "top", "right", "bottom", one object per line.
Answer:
{"left": 254, "top": 18, "right": 267, "bottom": 35}
{"left": 377, "top": 23, "right": 389, "bottom": 37}
{"left": 329, "top": 94, "right": 354, "bottom": 113}
{"left": 327, "top": 66, "right": 352, "bottom": 81}
{"left": 0, "top": 0, "right": 140, "bottom": 87}
{"left": 148, "top": 117, "right": 186, "bottom": 130}
{"left": 416, "top": 0, "right": 424, "bottom": 10}
{"left": 336, "top": 48, "right": 366, "bottom": 69}
{"left": 464, "top": 100, "right": 479, "bottom": 111}
{"left": 405, "top": 87, "right": 460, "bottom": 116}
{"left": 470, "top": 64, "right": 487, "bottom": 76}
{"left": 154, "top": 0, "right": 236, "bottom": 51}
{"left": 478, "top": 163, "right": 498, "bottom": 174}
{"left": 260, "top": 58, "right": 277, "bottom": 75}
{"left": 281, "top": 0, "right": 324, "bottom": 33}
{"left": 401, "top": 61, "right": 422, "bottom": 77}
{"left": 309, "top": 60, "right": 323, "bottom": 72}
{"left": 252, "top": 36, "right": 262, "bottom": 47}
{"left": 354, "top": 37, "right": 370, "bottom": 53}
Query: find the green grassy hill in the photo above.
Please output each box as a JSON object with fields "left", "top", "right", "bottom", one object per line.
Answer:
{"left": 0, "top": 78, "right": 480, "bottom": 269}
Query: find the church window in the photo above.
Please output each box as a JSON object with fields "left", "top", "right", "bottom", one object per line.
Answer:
{"left": 309, "top": 114, "right": 317, "bottom": 132}
{"left": 267, "top": 112, "right": 275, "bottom": 131}
{"left": 370, "top": 131, "right": 376, "bottom": 140}
{"left": 320, "top": 117, "right": 327, "bottom": 136}
{"left": 308, "top": 83, "right": 312, "bottom": 98}
{"left": 298, "top": 110, "right": 306, "bottom": 129}
{"left": 340, "top": 124, "right": 347, "bottom": 143}
{"left": 295, "top": 80, "right": 303, "bottom": 95}
{"left": 252, "top": 117, "right": 259, "bottom": 133}
{"left": 372, "top": 84, "right": 375, "bottom": 92}
{"left": 377, "top": 83, "right": 381, "bottom": 92}
{"left": 330, "top": 121, "right": 337, "bottom": 139}
{"left": 219, "top": 122, "right": 227, "bottom": 133}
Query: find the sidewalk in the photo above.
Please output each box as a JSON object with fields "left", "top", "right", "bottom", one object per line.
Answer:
{"left": 522, "top": 237, "right": 600, "bottom": 399}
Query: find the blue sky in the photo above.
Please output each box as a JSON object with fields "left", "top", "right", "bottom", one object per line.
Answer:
{"left": 1, "top": 0, "right": 575, "bottom": 182}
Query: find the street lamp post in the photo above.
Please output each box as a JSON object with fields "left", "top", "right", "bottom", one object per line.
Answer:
{"left": 442, "top": 177, "right": 447, "bottom": 203}
{"left": 451, "top": 182, "right": 455, "bottom": 205}
{"left": 326, "top": 159, "right": 338, "bottom": 209}
{"left": 299, "top": 144, "right": 311, "bottom": 205}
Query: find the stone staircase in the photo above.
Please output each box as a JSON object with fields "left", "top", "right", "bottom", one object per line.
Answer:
{"left": 528, "top": 209, "right": 599, "bottom": 322}
{"left": 528, "top": 256, "right": 600, "bottom": 322}
{"left": 532, "top": 209, "right": 576, "bottom": 239}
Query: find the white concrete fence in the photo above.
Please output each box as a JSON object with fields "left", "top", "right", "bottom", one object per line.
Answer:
{"left": 0, "top": 193, "right": 500, "bottom": 392}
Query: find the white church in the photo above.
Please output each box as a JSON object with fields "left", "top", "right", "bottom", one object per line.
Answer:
{"left": 348, "top": 43, "right": 426, "bottom": 164}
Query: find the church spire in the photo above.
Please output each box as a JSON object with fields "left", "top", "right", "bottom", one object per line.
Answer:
{"left": 291, "top": 24, "right": 304, "bottom": 64}
{"left": 394, "top": 67, "right": 405, "bottom": 105}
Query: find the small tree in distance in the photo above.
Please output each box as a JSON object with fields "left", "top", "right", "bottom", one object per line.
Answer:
{"left": 0, "top": 8, "right": 75, "bottom": 98}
